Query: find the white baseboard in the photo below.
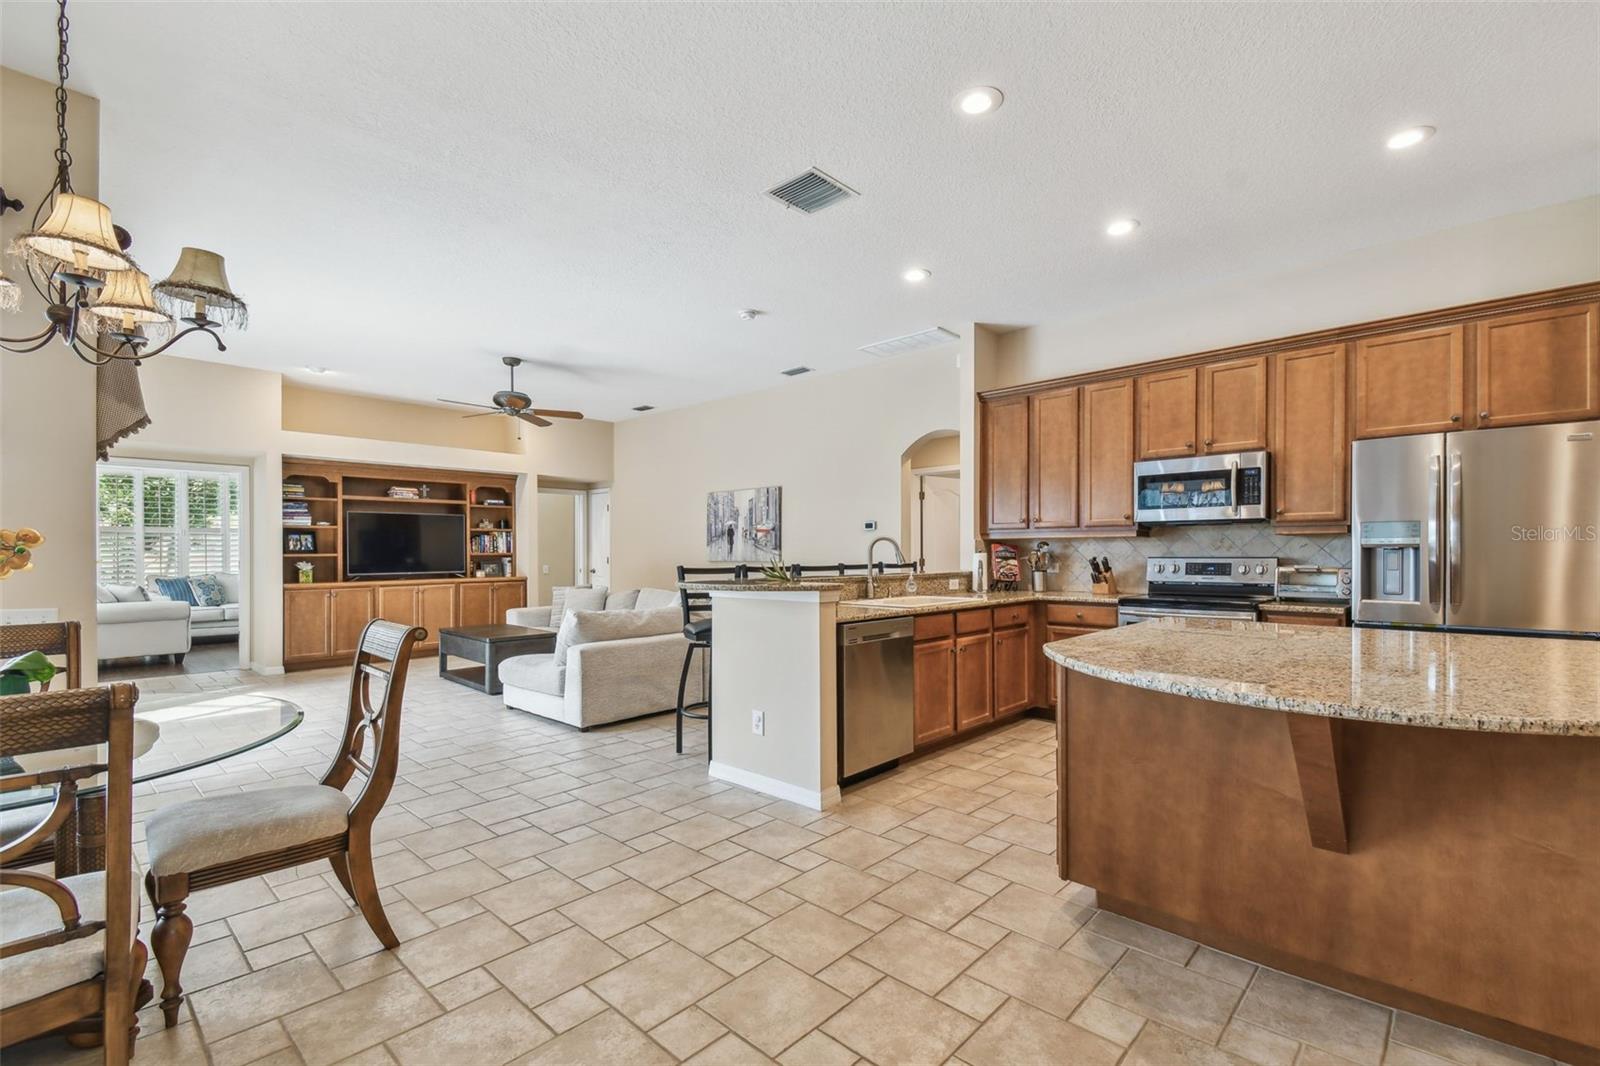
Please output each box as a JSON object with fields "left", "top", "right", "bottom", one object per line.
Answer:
{"left": 251, "top": 663, "right": 286, "bottom": 676}
{"left": 708, "top": 761, "right": 841, "bottom": 811}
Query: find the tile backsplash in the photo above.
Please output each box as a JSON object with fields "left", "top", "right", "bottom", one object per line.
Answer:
{"left": 1004, "top": 525, "right": 1351, "bottom": 592}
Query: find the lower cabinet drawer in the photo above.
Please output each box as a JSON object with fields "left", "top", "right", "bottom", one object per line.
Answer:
{"left": 914, "top": 613, "right": 954, "bottom": 641}
{"left": 992, "top": 604, "right": 1031, "bottom": 629}
{"left": 1045, "top": 603, "right": 1118, "bottom": 628}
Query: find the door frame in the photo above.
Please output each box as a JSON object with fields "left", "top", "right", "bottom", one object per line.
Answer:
{"left": 908, "top": 464, "right": 959, "bottom": 571}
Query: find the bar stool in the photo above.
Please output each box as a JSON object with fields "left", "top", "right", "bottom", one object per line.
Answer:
{"left": 675, "top": 564, "right": 744, "bottom": 756}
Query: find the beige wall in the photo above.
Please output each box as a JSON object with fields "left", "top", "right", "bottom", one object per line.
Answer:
{"left": 282, "top": 383, "right": 521, "bottom": 453}
{"left": 121, "top": 356, "right": 614, "bottom": 669}
{"left": 611, "top": 349, "right": 960, "bottom": 589}
{"left": 905, "top": 433, "right": 959, "bottom": 470}
{"left": 535, "top": 491, "right": 576, "bottom": 604}
{"left": 993, "top": 196, "right": 1600, "bottom": 388}
{"left": 0, "top": 69, "right": 101, "bottom": 672}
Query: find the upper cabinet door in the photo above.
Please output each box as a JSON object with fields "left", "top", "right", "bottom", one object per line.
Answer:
{"left": 1272, "top": 344, "right": 1348, "bottom": 527}
{"left": 983, "top": 397, "right": 1031, "bottom": 533}
{"left": 1136, "top": 367, "right": 1197, "bottom": 459}
{"left": 1353, "top": 324, "right": 1465, "bottom": 438}
{"left": 1200, "top": 355, "right": 1269, "bottom": 453}
{"left": 1028, "top": 386, "right": 1079, "bottom": 530}
{"left": 1080, "top": 377, "right": 1136, "bottom": 528}
{"left": 1475, "top": 302, "right": 1600, "bottom": 429}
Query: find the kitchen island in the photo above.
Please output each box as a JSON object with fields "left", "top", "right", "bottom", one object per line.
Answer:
{"left": 1045, "top": 620, "right": 1600, "bottom": 1063}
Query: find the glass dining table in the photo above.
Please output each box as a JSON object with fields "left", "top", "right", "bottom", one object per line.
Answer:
{"left": 2, "top": 689, "right": 304, "bottom": 874}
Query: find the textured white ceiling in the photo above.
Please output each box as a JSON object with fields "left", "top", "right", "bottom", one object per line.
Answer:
{"left": 3, "top": 2, "right": 1596, "bottom": 420}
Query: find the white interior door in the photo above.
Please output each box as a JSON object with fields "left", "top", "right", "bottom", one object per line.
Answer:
{"left": 586, "top": 490, "right": 611, "bottom": 588}
{"left": 914, "top": 473, "right": 962, "bottom": 573}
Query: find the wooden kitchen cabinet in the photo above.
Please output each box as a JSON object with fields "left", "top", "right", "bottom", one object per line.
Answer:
{"left": 1272, "top": 343, "right": 1349, "bottom": 529}
{"left": 457, "top": 582, "right": 494, "bottom": 628}
{"left": 285, "top": 586, "right": 376, "bottom": 664}
{"left": 1080, "top": 377, "right": 1136, "bottom": 529}
{"left": 1353, "top": 324, "right": 1465, "bottom": 438}
{"left": 1044, "top": 624, "right": 1099, "bottom": 707}
{"left": 1474, "top": 302, "right": 1600, "bottom": 428}
{"left": 1137, "top": 367, "right": 1198, "bottom": 459}
{"left": 493, "top": 580, "right": 527, "bottom": 616}
{"left": 992, "top": 616, "right": 1031, "bottom": 716}
{"left": 329, "top": 588, "right": 376, "bottom": 658}
{"left": 953, "top": 630, "right": 994, "bottom": 731}
{"left": 376, "top": 585, "right": 418, "bottom": 628}
{"left": 983, "top": 396, "right": 1031, "bottom": 533}
{"left": 1258, "top": 608, "right": 1346, "bottom": 627}
{"left": 376, "top": 584, "right": 458, "bottom": 647}
{"left": 1200, "top": 355, "right": 1269, "bottom": 453}
{"left": 1029, "top": 386, "right": 1080, "bottom": 529}
{"left": 912, "top": 635, "right": 956, "bottom": 747}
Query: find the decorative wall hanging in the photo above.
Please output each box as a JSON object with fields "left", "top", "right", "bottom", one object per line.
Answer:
{"left": 706, "top": 486, "right": 782, "bottom": 563}
{"left": 1, "top": 0, "right": 247, "bottom": 366}
{"left": 0, "top": 527, "right": 46, "bottom": 579}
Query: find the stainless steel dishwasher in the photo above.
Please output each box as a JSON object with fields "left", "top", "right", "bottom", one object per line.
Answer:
{"left": 838, "top": 617, "right": 915, "bottom": 780}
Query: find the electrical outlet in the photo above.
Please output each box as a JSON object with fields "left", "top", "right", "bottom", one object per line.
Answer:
{"left": 751, "top": 710, "right": 765, "bottom": 736}
{"left": 947, "top": 578, "right": 960, "bottom": 590}
{"left": 541, "top": 564, "right": 551, "bottom": 574}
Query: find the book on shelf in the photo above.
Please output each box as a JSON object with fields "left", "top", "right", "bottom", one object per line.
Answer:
{"left": 283, "top": 482, "right": 307, "bottom": 498}
{"left": 470, "top": 531, "right": 514, "bottom": 555}
{"left": 283, "top": 501, "right": 313, "bottom": 526}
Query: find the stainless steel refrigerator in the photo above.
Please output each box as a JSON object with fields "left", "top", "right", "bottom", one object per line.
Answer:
{"left": 1351, "top": 419, "right": 1599, "bottom": 637}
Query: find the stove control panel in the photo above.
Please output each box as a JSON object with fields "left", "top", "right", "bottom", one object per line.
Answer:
{"left": 1146, "top": 556, "right": 1279, "bottom": 590}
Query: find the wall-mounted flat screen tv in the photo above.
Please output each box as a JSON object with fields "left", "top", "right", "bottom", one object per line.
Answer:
{"left": 346, "top": 511, "right": 466, "bottom": 577}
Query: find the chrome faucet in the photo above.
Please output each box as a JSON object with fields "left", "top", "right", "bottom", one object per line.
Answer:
{"left": 865, "top": 536, "right": 906, "bottom": 598}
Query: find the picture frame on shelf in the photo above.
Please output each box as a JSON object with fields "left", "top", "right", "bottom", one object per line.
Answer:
{"left": 285, "top": 532, "right": 316, "bottom": 553}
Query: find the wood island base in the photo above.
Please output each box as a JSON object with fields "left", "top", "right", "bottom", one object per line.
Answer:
{"left": 1055, "top": 668, "right": 1600, "bottom": 1065}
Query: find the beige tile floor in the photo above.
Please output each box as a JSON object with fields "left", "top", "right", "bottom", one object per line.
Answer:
{"left": 11, "top": 663, "right": 1558, "bottom": 1066}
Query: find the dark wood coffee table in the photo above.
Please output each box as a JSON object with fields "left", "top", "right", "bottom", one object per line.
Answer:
{"left": 438, "top": 624, "right": 557, "bottom": 695}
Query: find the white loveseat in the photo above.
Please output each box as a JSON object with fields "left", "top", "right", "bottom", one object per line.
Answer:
{"left": 96, "top": 585, "right": 192, "bottom": 662}
{"left": 500, "top": 587, "right": 702, "bottom": 730}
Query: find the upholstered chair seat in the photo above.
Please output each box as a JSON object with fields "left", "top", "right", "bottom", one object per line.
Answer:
{"left": 0, "top": 865, "right": 141, "bottom": 1010}
{"left": 144, "top": 785, "right": 350, "bottom": 879}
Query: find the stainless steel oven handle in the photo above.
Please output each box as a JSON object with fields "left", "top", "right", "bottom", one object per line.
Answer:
{"left": 1448, "top": 451, "right": 1462, "bottom": 609}
{"left": 1229, "top": 459, "right": 1240, "bottom": 518}
{"left": 1427, "top": 454, "right": 1441, "bottom": 609}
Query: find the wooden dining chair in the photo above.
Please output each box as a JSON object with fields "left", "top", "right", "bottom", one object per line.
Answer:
{"left": 0, "top": 620, "right": 84, "bottom": 690}
{"left": 142, "top": 620, "right": 425, "bottom": 1027}
{"left": 0, "top": 682, "right": 146, "bottom": 1065}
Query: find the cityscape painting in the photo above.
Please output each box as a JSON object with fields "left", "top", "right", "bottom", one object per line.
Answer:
{"left": 706, "top": 485, "right": 782, "bottom": 563}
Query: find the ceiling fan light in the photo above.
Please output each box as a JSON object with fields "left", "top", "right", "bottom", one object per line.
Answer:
{"left": 0, "top": 270, "right": 18, "bottom": 312}
{"left": 87, "top": 268, "right": 173, "bottom": 341}
{"left": 17, "top": 191, "right": 133, "bottom": 277}
{"left": 154, "top": 247, "right": 248, "bottom": 329}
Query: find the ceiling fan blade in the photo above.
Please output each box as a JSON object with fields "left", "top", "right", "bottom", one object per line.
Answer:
{"left": 460, "top": 411, "right": 502, "bottom": 419}
{"left": 438, "top": 398, "right": 501, "bottom": 411}
{"left": 516, "top": 412, "right": 553, "bottom": 428}
{"left": 528, "top": 408, "right": 584, "bottom": 420}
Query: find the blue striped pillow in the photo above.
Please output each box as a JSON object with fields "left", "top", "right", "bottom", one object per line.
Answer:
{"left": 152, "top": 576, "right": 197, "bottom": 605}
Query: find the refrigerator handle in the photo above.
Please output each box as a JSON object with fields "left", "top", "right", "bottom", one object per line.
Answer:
{"left": 1427, "top": 454, "right": 1442, "bottom": 609}
{"left": 1448, "top": 451, "right": 1463, "bottom": 609}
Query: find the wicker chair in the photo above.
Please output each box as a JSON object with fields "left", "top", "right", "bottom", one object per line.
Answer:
{"left": 142, "top": 620, "right": 425, "bottom": 1027}
{"left": 0, "top": 682, "right": 146, "bottom": 1065}
{"left": 0, "top": 621, "right": 84, "bottom": 690}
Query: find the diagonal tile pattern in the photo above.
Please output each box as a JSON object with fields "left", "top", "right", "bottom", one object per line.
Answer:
{"left": 6, "top": 662, "right": 1553, "bottom": 1066}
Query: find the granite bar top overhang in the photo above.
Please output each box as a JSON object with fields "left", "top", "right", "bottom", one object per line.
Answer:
{"left": 1044, "top": 618, "right": 1600, "bottom": 736}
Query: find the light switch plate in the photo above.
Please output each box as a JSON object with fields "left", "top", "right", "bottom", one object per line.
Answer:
{"left": 751, "top": 709, "right": 765, "bottom": 736}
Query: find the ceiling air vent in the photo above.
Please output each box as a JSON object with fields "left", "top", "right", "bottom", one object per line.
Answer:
{"left": 780, "top": 366, "right": 813, "bottom": 377}
{"left": 766, "top": 168, "right": 857, "bottom": 214}
{"left": 859, "top": 326, "right": 961, "bottom": 357}
{"left": 631, "top": 404, "right": 655, "bottom": 412}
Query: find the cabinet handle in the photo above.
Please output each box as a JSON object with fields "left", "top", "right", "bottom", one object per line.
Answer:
{"left": 1185, "top": 440, "right": 1193, "bottom": 448}
{"left": 1479, "top": 411, "right": 1489, "bottom": 420}
{"left": 1450, "top": 414, "right": 1461, "bottom": 423}
{"left": 1276, "top": 506, "right": 1285, "bottom": 515}
{"left": 1123, "top": 513, "right": 1131, "bottom": 521}
{"left": 1204, "top": 438, "right": 1212, "bottom": 446}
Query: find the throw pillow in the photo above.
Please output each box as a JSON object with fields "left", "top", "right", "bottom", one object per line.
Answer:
{"left": 95, "top": 583, "right": 118, "bottom": 604}
{"left": 554, "top": 606, "right": 682, "bottom": 672}
{"left": 635, "top": 588, "right": 681, "bottom": 611}
{"left": 151, "top": 576, "right": 198, "bottom": 605}
{"left": 604, "top": 589, "right": 640, "bottom": 611}
{"left": 549, "top": 585, "right": 604, "bottom": 624}
{"left": 188, "top": 573, "right": 227, "bottom": 607}
{"left": 108, "top": 584, "right": 148, "bottom": 603}
{"left": 555, "top": 586, "right": 606, "bottom": 625}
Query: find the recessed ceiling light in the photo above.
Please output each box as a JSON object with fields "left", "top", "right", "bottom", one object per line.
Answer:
{"left": 304, "top": 366, "right": 330, "bottom": 374}
{"left": 902, "top": 267, "right": 932, "bottom": 283}
{"left": 955, "top": 87, "right": 1003, "bottom": 116}
{"left": 1105, "top": 218, "right": 1140, "bottom": 238}
{"left": 1386, "top": 125, "right": 1435, "bottom": 150}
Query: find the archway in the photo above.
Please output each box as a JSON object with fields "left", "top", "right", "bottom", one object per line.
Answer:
{"left": 900, "top": 430, "right": 961, "bottom": 572}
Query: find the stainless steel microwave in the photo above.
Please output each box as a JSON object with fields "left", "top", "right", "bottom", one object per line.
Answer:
{"left": 1132, "top": 450, "right": 1270, "bottom": 524}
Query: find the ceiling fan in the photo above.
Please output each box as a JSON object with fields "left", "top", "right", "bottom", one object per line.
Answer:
{"left": 438, "top": 357, "right": 584, "bottom": 427}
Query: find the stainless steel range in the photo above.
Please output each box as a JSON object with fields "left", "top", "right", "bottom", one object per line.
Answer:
{"left": 1116, "top": 556, "right": 1278, "bottom": 626}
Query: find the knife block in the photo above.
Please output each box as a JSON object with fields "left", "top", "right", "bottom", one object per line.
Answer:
{"left": 1092, "top": 571, "right": 1119, "bottom": 596}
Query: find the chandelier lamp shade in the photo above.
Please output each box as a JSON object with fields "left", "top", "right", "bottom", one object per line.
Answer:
{"left": 0, "top": 0, "right": 246, "bottom": 366}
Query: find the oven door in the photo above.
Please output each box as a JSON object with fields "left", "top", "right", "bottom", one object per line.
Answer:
{"left": 1133, "top": 451, "right": 1269, "bottom": 524}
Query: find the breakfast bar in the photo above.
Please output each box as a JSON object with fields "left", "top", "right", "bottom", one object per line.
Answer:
{"left": 1045, "top": 620, "right": 1600, "bottom": 1064}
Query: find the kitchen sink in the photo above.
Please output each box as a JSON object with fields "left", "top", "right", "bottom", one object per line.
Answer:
{"left": 842, "top": 595, "right": 980, "bottom": 609}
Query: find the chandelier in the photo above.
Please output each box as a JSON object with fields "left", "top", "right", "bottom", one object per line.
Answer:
{"left": 0, "top": 0, "right": 246, "bottom": 365}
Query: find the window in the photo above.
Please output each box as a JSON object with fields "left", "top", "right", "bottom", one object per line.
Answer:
{"left": 96, "top": 464, "right": 243, "bottom": 586}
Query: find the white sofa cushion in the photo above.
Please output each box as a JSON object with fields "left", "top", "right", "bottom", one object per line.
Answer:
{"left": 105, "top": 583, "right": 148, "bottom": 603}
{"left": 97, "top": 600, "right": 190, "bottom": 625}
{"left": 499, "top": 653, "right": 561, "bottom": 696}
{"left": 95, "top": 583, "right": 118, "bottom": 604}
{"left": 635, "top": 588, "right": 680, "bottom": 611}
{"left": 604, "top": 589, "right": 640, "bottom": 611}
{"left": 190, "top": 606, "right": 227, "bottom": 624}
{"left": 558, "top": 607, "right": 681, "bottom": 666}
{"left": 550, "top": 585, "right": 606, "bottom": 626}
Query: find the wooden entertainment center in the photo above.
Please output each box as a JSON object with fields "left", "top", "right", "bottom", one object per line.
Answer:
{"left": 281, "top": 458, "right": 527, "bottom": 670}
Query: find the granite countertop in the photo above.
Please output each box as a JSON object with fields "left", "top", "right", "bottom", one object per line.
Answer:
{"left": 1043, "top": 618, "right": 1600, "bottom": 736}
{"left": 835, "top": 589, "right": 1119, "bottom": 623}
{"left": 1256, "top": 600, "right": 1349, "bottom": 616}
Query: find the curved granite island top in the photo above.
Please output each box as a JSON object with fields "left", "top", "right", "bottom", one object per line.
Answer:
{"left": 1044, "top": 617, "right": 1600, "bottom": 736}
